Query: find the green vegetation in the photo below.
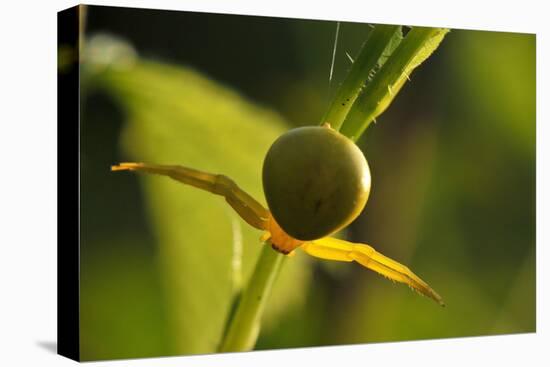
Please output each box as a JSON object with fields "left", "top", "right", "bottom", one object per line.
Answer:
{"left": 214, "top": 25, "right": 448, "bottom": 352}
{"left": 79, "top": 12, "right": 535, "bottom": 360}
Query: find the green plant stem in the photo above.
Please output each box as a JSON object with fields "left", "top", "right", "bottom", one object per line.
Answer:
{"left": 340, "top": 27, "right": 449, "bottom": 141}
{"left": 218, "top": 244, "right": 285, "bottom": 352}
{"left": 322, "top": 25, "right": 402, "bottom": 131}
{"left": 217, "top": 26, "right": 448, "bottom": 354}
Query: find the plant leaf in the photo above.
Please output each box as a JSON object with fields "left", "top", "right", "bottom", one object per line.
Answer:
{"left": 340, "top": 27, "right": 449, "bottom": 141}
{"left": 322, "top": 25, "right": 402, "bottom": 130}
{"left": 86, "top": 39, "right": 312, "bottom": 354}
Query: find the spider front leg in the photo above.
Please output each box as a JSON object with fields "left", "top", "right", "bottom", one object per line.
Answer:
{"left": 301, "top": 237, "right": 444, "bottom": 306}
{"left": 111, "top": 162, "right": 270, "bottom": 230}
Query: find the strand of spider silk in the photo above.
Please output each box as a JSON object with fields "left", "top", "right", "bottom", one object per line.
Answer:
{"left": 340, "top": 27, "right": 449, "bottom": 141}
{"left": 327, "top": 21, "right": 340, "bottom": 92}
{"left": 321, "top": 24, "right": 402, "bottom": 131}
{"left": 218, "top": 243, "right": 285, "bottom": 352}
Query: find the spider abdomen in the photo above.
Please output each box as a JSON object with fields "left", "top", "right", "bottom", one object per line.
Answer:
{"left": 262, "top": 125, "right": 371, "bottom": 241}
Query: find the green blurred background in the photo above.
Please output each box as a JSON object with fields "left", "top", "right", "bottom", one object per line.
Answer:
{"left": 75, "top": 5, "right": 535, "bottom": 361}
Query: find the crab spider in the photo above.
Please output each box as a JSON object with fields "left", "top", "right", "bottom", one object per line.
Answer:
{"left": 111, "top": 161, "right": 444, "bottom": 306}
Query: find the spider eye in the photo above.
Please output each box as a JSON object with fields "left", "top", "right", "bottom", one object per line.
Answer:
{"left": 262, "top": 125, "right": 371, "bottom": 241}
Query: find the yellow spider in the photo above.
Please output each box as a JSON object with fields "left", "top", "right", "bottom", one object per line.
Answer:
{"left": 112, "top": 125, "right": 444, "bottom": 306}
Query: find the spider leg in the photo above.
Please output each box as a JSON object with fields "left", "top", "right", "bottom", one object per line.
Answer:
{"left": 111, "top": 162, "right": 270, "bottom": 230}
{"left": 301, "top": 237, "right": 444, "bottom": 306}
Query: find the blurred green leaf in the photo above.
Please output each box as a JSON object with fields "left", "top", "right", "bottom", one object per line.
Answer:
{"left": 80, "top": 236, "right": 172, "bottom": 361}
{"left": 86, "top": 39, "right": 312, "bottom": 354}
